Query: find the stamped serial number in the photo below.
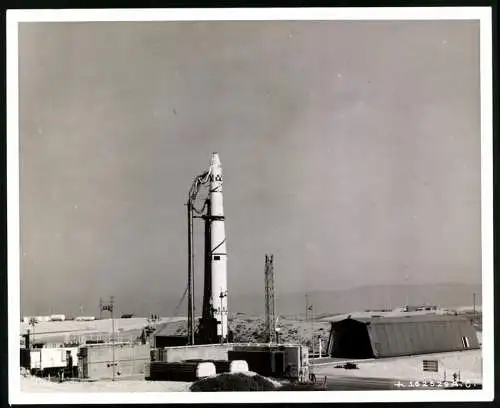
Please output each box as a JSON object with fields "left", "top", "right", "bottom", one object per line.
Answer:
{"left": 394, "top": 380, "right": 472, "bottom": 388}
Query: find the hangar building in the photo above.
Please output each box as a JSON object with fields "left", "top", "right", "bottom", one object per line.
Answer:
{"left": 326, "top": 314, "right": 479, "bottom": 359}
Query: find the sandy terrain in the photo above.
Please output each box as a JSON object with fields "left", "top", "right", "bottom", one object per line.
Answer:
{"left": 21, "top": 375, "right": 192, "bottom": 393}
{"left": 21, "top": 317, "right": 187, "bottom": 344}
{"left": 20, "top": 371, "right": 282, "bottom": 393}
{"left": 21, "top": 317, "right": 187, "bottom": 335}
{"left": 312, "top": 349, "right": 482, "bottom": 384}
{"left": 171, "top": 314, "right": 331, "bottom": 350}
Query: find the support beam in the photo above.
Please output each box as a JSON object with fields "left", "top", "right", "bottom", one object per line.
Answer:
{"left": 187, "top": 201, "right": 195, "bottom": 345}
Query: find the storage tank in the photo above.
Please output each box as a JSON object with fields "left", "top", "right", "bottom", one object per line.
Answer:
{"left": 75, "top": 316, "right": 96, "bottom": 321}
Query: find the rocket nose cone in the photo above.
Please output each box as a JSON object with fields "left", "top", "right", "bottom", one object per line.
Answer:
{"left": 211, "top": 152, "right": 221, "bottom": 167}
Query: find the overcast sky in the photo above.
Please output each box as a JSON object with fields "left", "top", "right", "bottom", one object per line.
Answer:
{"left": 18, "top": 20, "right": 481, "bottom": 316}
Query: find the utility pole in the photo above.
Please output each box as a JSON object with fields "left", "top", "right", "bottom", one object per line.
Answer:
{"left": 29, "top": 318, "right": 37, "bottom": 348}
{"left": 100, "top": 296, "right": 116, "bottom": 381}
{"left": 305, "top": 294, "right": 309, "bottom": 321}
{"left": 305, "top": 294, "right": 314, "bottom": 355}
{"left": 404, "top": 274, "right": 409, "bottom": 309}
{"left": 472, "top": 293, "right": 476, "bottom": 324}
{"left": 310, "top": 302, "right": 314, "bottom": 356}
{"left": 219, "top": 290, "right": 226, "bottom": 345}
{"left": 111, "top": 296, "right": 115, "bottom": 381}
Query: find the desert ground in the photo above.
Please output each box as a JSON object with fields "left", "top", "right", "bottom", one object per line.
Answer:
{"left": 312, "top": 349, "right": 482, "bottom": 384}
{"left": 21, "top": 375, "right": 192, "bottom": 392}
{"left": 21, "top": 317, "right": 187, "bottom": 344}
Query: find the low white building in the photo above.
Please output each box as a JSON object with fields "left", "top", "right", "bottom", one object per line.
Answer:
{"left": 50, "top": 314, "right": 66, "bottom": 321}
{"left": 30, "top": 347, "right": 78, "bottom": 373}
{"left": 75, "top": 316, "right": 96, "bottom": 321}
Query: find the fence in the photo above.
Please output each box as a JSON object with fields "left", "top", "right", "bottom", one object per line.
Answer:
{"left": 65, "top": 333, "right": 139, "bottom": 345}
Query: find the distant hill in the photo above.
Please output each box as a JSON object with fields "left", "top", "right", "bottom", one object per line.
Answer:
{"left": 229, "top": 282, "right": 482, "bottom": 318}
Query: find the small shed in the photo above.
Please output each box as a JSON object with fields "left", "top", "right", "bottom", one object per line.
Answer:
{"left": 152, "top": 321, "right": 188, "bottom": 348}
{"left": 78, "top": 342, "right": 150, "bottom": 380}
{"left": 326, "top": 314, "right": 480, "bottom": 359}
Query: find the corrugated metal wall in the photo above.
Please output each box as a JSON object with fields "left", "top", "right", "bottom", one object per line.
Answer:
{"left": 329, "top": 315, "right": 480, "bottom": 358}
{"left": 367, "top": 316, "right": 480, "bottom": 357}
{"left": 79, "top": 343, "right": 150, "bottom": 379}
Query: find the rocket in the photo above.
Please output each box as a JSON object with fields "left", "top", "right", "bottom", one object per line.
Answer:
{"left": 192, "top": 152, "right": 229, "bottom": 343}
{"left": 208, "top": 153, "right": 228, "bottom": 340}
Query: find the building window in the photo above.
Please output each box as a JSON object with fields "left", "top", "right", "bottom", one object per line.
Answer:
{"left": 214, "top": 255, "right": 220, "bottom": 261}
{"left": 461, "top": 336, "right": 470, "bottom": 348}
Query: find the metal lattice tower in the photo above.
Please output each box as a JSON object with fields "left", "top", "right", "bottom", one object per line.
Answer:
{"left": 264, "top": 254, "right": 276, "bottom": 343}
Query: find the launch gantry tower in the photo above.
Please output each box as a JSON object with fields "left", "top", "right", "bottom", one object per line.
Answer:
{"left": 265, "top": 254, "right": 277, "bottom": 343}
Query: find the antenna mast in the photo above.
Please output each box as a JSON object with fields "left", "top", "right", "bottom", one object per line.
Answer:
{"left": 264, "top": 254, "right": 276, "bottom": 343}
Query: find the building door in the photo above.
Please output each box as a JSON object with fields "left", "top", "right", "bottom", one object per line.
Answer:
{"left": 273, "top": 352, "right": 285, "bottom": 376}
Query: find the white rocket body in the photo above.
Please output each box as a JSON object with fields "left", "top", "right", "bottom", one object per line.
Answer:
{"left": 208, "top": 153, "right": 228, "bottom": 340}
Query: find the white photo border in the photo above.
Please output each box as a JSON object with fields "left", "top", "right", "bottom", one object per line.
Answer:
{"left": 6, "top": 6, "right": 494, "bottom": 404}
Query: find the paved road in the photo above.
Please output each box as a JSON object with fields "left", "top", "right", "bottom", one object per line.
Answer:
{"left": 322, "top": 375, "right": 403, "bottom": 390}
{"left": 310, "top": 357, "right": 374, "bottom": 366}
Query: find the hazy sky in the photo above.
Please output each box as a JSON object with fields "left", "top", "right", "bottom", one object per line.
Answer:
{"left": 18, "top": 20, "right": 481, "bottom": 316}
